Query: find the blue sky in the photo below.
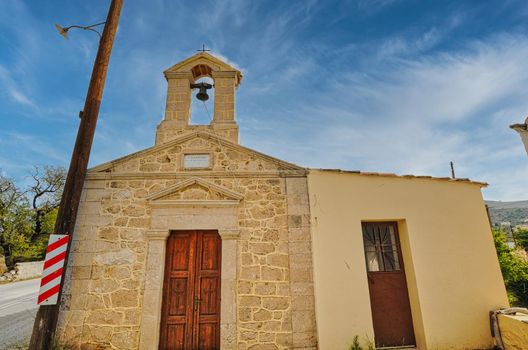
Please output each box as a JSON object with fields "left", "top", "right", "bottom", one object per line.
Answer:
{"left": 0, "top": 0, "right": 527, "bottom": 200}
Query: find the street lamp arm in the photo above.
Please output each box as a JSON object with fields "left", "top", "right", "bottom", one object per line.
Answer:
{"left": 55, "top": 21, "right": 106, "bottom": 39}
{"left": 82, "top": 21, "right": 107, "bottom": 29}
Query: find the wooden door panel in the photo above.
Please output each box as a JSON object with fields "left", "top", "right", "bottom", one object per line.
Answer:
{"left": 168, "top": 278, "right": 188, "bottom": 316}
{"left": 197, "top": 323, "right": 219, "bottom": 350}
{"left": 194, "top": 231, "right": 221, "bottom": 349}
{"left": 166, "top": 325, "right": 186, "bottom": 350}
{"left": 362, "top": 222, "right": 415, "bottom": 347}
{"left": 160, "top": 230, "right": 221, "bottom": 350}
{"left": 200, "top": 234, "right": 219, "bottom": 270}
{"left": 171, "top": 234, "right": 193, "bottom": 271}
{"left": 160, "top": 232, "right": 196, "bottom": 350}
{"left": 199, "top": 277, "right": 219, "bottom": 315}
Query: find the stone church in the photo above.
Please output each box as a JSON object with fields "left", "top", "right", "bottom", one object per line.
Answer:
{"left": 56, "top": 52, "right": 509, "bottom": 350}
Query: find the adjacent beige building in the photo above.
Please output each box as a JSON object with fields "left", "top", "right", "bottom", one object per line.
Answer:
{"left": 308, "top": 170, "right": 508, "bottom": 350}
{"left": 55, "top": 52, "right": 509, "bottom": 350}
{"left": 511, "top": 117, "right": 528, "bottom": 155}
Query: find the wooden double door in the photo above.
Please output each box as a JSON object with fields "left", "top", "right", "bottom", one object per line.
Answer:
{"left": 362, "top": 222, "right": 416, "bottom": 348}
{"left": 159, "top": 230, "right": 222, "bottom": 350}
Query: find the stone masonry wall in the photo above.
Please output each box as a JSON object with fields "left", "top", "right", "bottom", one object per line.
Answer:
{"left": 56, "top": 134, "right": 317, "bottom": 350}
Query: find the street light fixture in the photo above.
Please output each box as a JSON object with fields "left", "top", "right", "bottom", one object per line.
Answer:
{"left": 54, "top": 21, "right": 106, "bottom": 39}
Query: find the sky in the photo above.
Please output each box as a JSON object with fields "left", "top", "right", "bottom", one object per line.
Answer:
{"left": 0, "top": 0, "right": 527, "bottom": 201}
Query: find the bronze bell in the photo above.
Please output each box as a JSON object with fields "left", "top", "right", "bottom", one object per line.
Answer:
{"left": 190, "top": 82, "right": 213, "bottom": 101}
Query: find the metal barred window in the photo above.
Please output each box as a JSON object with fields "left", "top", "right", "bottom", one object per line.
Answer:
{"left": 362, "top": 222, "right": 401, "bottom": 272}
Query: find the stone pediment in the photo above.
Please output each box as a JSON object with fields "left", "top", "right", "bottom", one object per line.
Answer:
{"left": 88, "top": 130, "right": 305, "bottom": 175}
{"left": 164, "top": 52, "right": 242, "bottom": 86}
{"left": 147, "top": 177, "right": 243, "bottom": 207}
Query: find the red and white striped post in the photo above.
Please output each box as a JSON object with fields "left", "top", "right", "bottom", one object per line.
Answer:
{"left": 37, "top": 235, "right": 69, "bottom": 305}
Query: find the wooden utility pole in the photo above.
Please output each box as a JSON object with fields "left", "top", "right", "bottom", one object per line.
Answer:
{"left": 29, "top": 1, "right": 123, "bottom": 348}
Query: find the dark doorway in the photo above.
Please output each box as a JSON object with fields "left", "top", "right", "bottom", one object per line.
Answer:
{"left": 362, "top": 222, "right": 415, "bottom": 347}
{"left": 159, "top": 230, "right": 222, "bottom": 350}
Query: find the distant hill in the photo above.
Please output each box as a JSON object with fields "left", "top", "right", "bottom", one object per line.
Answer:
{"left": 486, "top": 200, "right": 528, "bottom": 227}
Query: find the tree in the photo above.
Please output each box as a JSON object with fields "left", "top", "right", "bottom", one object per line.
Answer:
{"left": 0, "top": 167, "right": 66, "bottom": 266}
{"left": 493, "top": 229, "right": 528, "bottom": 306}
{"left": 0, "top": 173, "right": 32, "bottom": 265}
{"left": 514, "top": 227, "right": 528, "bottom": 251}
{"left": 28, "top": 166, "right": 66, "bottom": 238}
{"left": 0, "top": 173, "right": 24, "bottom": 255}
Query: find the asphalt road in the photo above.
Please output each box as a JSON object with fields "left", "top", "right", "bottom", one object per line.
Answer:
{"left": 0, "top": 279, "right": 40, "bottom": 350}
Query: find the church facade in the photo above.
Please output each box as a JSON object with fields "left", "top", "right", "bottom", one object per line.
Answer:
{"left": 56, "top": 52, "right": 508, "bottom": 350}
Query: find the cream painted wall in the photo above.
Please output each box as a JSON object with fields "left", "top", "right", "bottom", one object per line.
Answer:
{"left": 308, "top": 170, "right": 509, "bottom": 350}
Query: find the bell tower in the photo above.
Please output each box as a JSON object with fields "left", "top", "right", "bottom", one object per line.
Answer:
{"left": 156, "top": 52, "right": 243, "bottom": 144}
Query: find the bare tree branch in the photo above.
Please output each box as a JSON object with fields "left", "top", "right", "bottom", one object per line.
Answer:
{"left": 27, "top": 166, "right": 66, "bottom": 236}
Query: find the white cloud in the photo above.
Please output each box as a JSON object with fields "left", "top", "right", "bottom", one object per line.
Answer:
{"left": 2, "top": 132, "right": 67, "bottom": 164}
{"left": 242, "top": 34, "right": 528, "bottom": 200}
{"left": 0, "top": 64, "right": 38, "bottom": 110}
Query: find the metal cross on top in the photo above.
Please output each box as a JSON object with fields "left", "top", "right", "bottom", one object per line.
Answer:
{"left": 197, "top": 44, "right": 211, "bottom": 53}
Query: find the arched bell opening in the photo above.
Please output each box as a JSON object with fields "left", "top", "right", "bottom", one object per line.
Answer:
{"left": 190, "top": 64, "right": 215, "bottom": 125}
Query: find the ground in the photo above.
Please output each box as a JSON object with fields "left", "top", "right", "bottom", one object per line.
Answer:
{"left": 0, "top": 279, "right": 39, "bottom": 350}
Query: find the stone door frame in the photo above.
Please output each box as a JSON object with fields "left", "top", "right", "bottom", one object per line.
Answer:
{"left": 138, "top": 204, "right": 240, "bottom": 349}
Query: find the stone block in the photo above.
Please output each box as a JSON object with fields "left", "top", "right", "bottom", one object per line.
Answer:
{"left": 85, "top": 189, "right": 110, "bottom": 202}
{"left": 122, "top": 204, "right": 146, "bottom": 217}
{"left": 240, "top": 266, "right": 260, "bottom": 280}
{"left": 288, "top": 215, "right": 302, "bottom": 228}
{"left": 262, "top": 297, "right": 290, "bottom": 311}
{"left": 253, "top": 309, "right": 272, "bottom": 321}
{"left": 124, "top": 309, "right": 141, "bottom": 325}
{"left": 238, "top": 280, "right": 253, "bottom": 294}
{"left": 239, "top": 296, "right": 261, "bottom": 307}
{"left": 292, "top": 331, "right": 318, "bottom": 348}
{"left": 290, "top": 253, "right": 313, "bottom": 268}
{"left": 72, "top": 252, "right": 93, "bottom": 267}
{"left": 97, "top": 227, "right": 119, "bottom": 240}
{"left": 290, "top": 282, "right": 314, "bottom": 296}
{"left": 240, "top": 331, "right": 258, "bottom": 341}
{"left": 88, "top": 325, "right": 113, "bottom": 343}
{"left": 254, "top": 282, "right": 276, "bottom": 295}
{"left": 239, "top": 321, "right": 264, "bottom": 330}
{"left": 258, "top": 332, "right": 275, "bottom": 342}
{"left": 90, "top": 279, "right": 120, "bottom": 294}
{"left": 94, "top": 249, "right": 135, "bottom": 265}
{"left": 108, "top": 266, "right": 131, "bottom": 279}
{"left": 241, "top": 252, "right": 255, "bottom": 265}
{"left": 275, "top": 333, "right": 293, "bottom": 348}
{"left": 220, "top": 323, "right": 237, "bottom": 349}
{"left": 267, "top": 254, "right": 289, "bottom": 268}
{"left": 289, "top": 228, "right": 311, "bottom": 242}
{"left": 111, "top": 329, "right": 138, "bottom": 349}
{"left": 289, "top": 241, "right": 311, "bottom": 254}
{"left": 111, "top": 289, "right": 139, "bottom": 308}
{"left": 289, "top": 267, "right": 313, "bottom": 283}
{"left": 71, "top": 266, "right": 91, "bottom": 280}
{"left": 261, "top": 320, "right": 282, "bottom": 332}
{"left": 85, "top": 309, "right": 123, "bottom": 325}
{"left": 261, "top": 266, "right": 284, "bottom": 281}
{"left": 292, "top": 310, "right": 316, "bottom": 332}
{"left": 239, "top": 307, "right": 252, "bottom": 322}
{"left": 128, "top": 217, "right": 150, "bottom": 228}
{"left": 86, "top": 294, "right": 105, "bottom": 310}
{"left": 248, "top": 343, "right": 279, "bottom": 350}
{"left": 292, "top": 295, "right": 315, "bottom": 311}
